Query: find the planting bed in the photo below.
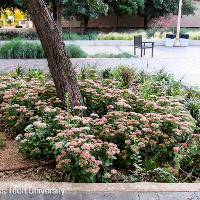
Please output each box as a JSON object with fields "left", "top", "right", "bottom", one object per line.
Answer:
{"left": 0, "top": 132, "right": 57, "bottom": 181}
{"left": 0, "top": 66, "right": 199, "bottom": 183}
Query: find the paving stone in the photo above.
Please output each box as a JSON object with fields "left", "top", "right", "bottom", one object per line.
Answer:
{"left": 139, "top": 192, "right": 160, "bottom": 200}
{"left": 194, "top": 192, "right": 200, "bottom": 200}
{"left": 0, "top": 192, "right": 200, "bottom": 200}
{"left": 43, "top": 194, "right": 64, "bottom": 200}
{"left": 157, "top": 192, "right": 198, "bottom": 200}
{"left": 0, "top": 194, "right": 43, "bottom": 200}
{"left": 63, "top": 192, "right": 140, "bottom": 200}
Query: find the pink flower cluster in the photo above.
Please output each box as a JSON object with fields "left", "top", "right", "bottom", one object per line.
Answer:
{"left": 56, "top": 134, "right": 120, "bottom": 175}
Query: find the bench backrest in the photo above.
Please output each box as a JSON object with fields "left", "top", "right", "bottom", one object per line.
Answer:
{"left": 134, "top": 35, "right": 142, "bottom": 47}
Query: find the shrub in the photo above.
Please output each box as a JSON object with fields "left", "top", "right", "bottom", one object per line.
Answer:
{"left": 185, "top": 99, "right": 200, "bottom": 123}
{"left": 0, "top": 30, "right": 39, "bottom": 40}
{"left": 112, "top": 65, "right": 137, "bottom": 88}
{"left": 66, "top": 44, "right": 87, "bottom": 58}
{"left": 177, "top": 137, "right": 200, "bottom": 181}
{"left": 184, "top": 87, "right": 200, "bottom": 128}
{"left": 27, "top": 69, "right": 46, "bottom": 80}
{"left": 151, "top": 168, "right": 177, "bottom": 183}
{"left": 0, "top": 137, "right": 5, "bottom": 149}
{"left": 0, "top": 30, "right": 98, "bottom": 41}
{"left": 0, "top": 40, "right": 45, "bottom": 59}
{"left": 1, "top": 29, "right": 200, "bottom": 41}
{"left": 0, "top": 40, "right": 87, "bottom": 58}
{"left": 62, "top": 32, "right": 97, "bottom": 40}
{"left": 18, "top": 109, "right": 64, "bottom": 159}
{"left": 9, "top": 66, "right": 25, "bottom": 79}
{"left": 91, "top": 52, "right": 133, "bottom": 58}
{"left": 55, "top": 135, "right": 119, "bottom": 182}
{"left": 97, "top": 30, "right": 148, "bottom": 40}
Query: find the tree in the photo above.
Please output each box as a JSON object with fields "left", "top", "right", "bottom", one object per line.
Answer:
{"left": 106, "top": 0, "right": 143, "bottom": 16}
{"left": 0, "top": 0, "right": 26, "bottom": 12}
{"left": 22, "top": 0, "right": 83, "bottom": 108}
{"left": 46, "top": 0, "right": 63, "bottom": 31}
{"left": 174, "top": 0, "right": 183, "bottom": 46}
{"left": 105, "top": 0, "right": 143, "bottom": 28}
{"left": 62, "top": 0, "right": 109, "bottom": 33}
{"left": 51, "top": 0, "right": 63, "bottom": 31}
{"left": 142, "top": 0, "right": 196, "bottom": 29}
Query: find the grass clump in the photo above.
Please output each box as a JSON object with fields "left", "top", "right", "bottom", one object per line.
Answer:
{"left": 0, "top": 135, "right": 5, "bottom": 149}
{"left": 0, "top": 40, "right": 44, "bottom": 59}
{"left": 91, "top": 52, "right": 133, "bottom": 58}
{"left": 62, "top": 32, "right": 97, "bottom": 40}
{"left": 66, "top": 44, "right": 87, "bottom": 58}
{"left": 1, "top": 28, "right": 200, "bottom": 41}
{"left": 0, "top": 30, "right": 97, "bottom": 41}
{"left": 97, "top": 31, "right": 146, "bottom": 40}
{"left": 0, "top": 40, "right": 87, "bottom": 59}
{"left": 0, "top": 30, "right": 38, "bottom": 40}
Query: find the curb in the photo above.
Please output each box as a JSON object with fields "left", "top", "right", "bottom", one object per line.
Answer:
{"left": 64, "top": 40, "right": 164, "bottom": 46}
{"left": 0, "top": 182, "right": 200, "bottom": 192}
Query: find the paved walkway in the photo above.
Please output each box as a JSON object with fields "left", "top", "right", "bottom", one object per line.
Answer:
{"left": 0, "top": 182, "right": 200, "bottom": 200}
{"left": 0, "top": 192, "right": 199, "bottom": 200}
{"left": 0, "top": 46, "right": 199, "bottom": 86}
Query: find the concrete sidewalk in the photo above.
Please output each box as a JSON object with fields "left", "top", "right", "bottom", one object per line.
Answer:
{"left": 0, "top": 182, "right": 200, "bottom": 200}
{"left": 0, "top": 46, "right": 199, "bottom": 86}
{"left": 0, "top": 57, "right": 199, "bottom": 86}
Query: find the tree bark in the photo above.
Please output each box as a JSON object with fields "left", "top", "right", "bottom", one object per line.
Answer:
{"left": 176, "top": 0, "right": 183, "bottom": 40}
{"left": 80, "top": 16, "right": 89, "bottom": 33}
{"left": 23, "top": 0, "right": 84, "bottom": 108}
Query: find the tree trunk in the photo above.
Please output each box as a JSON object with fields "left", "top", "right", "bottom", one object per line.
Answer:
{"left": 176, "top": 0, "right": 183, "bottom": 39}
{"left": 23, "top": 0, "right": 84, "bottom": 108}
{"left": 143, "top": 0, "right": 148, "bottom": 29}
{"left": 144, "top": 14, "right": 148, "bottom": 29}
{"left": 52, "top": 0, "right": 62, "bottom": 31}
{"left": 113, "top": 15, "right": 119, "bottom": 31}
{"left": 80, "top": 16, "right": 89, "bottom": 34}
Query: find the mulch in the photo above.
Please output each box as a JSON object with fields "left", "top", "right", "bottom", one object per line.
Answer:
{"left": 0, "top": 132, "right": 57, "bottom": 181}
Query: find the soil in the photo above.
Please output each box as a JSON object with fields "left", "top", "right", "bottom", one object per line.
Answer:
{"left": 0, "top": 166, "right": 61, "bottom": 181}
{"left": 0, "top": 132, "right": 60, "bottom": 181}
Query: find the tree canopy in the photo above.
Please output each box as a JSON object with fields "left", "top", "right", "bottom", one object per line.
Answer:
{"left": 0, "top": 0, "right": 197, "bottom": 30}
{"left": 142, "top": 0, "right": 196, "bottom": 28}
{"left": 0, "top": 0, "right": 25, "bottom": 11}
{"left": 105, "top": 0, "right": 144, "bottom": 16}
{"left": 62, "top": 0, "right": 108, "bottom": 20}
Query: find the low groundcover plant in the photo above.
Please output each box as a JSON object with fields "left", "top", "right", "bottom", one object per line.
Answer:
{"left": 0, "top": 66, "right": 199, "bottom": 183}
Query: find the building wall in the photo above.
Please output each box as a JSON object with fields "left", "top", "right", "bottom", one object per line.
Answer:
{"left": 0, "top": 9, "right": 26, "bottom": 27}
{"left": 62, "top": 14, "right": 144, "bottom": 30}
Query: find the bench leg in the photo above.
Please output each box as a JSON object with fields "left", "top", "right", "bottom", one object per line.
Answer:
{"left": 152, "top": 44, "right": 154, "bottom": 57}
{"left": 134, "top": 47, "right": 136, "bottom": 55}
{"left": 141, "top": 48, "right": 143, "bottom": 57}
{"left": 144, "top": 48, "right": 146, "bottom": 55}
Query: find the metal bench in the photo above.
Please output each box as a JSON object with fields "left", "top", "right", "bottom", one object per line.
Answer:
{"left": 134, "top": 35, "right": 154, "bottom": 57}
